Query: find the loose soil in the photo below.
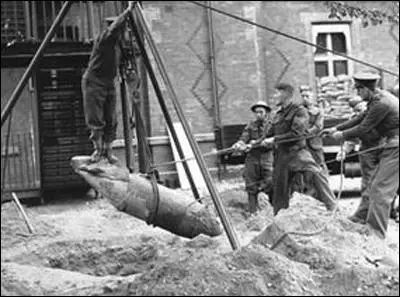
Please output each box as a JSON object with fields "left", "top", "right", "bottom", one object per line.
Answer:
{"left": 1, "top": 177, "right": 399, "bottom": 296}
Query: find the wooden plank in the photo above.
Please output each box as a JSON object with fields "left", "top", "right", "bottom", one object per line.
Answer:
{"left": 167, "top": 122, "right": 208, "bottom": 196}
{"left": 11, "top": 192, "right": 35, "bottom": 234}
{"left": 167, "top": 126, "right": 188, "bottom": 190}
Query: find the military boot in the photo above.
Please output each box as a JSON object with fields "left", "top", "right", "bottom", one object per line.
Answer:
{"left": 89, "top": 137, "right": 103, "bottom": 163}
{"left": 248, "top": 193, "right": 258, "bottom": 214}
{"left": 103, "top": 141, "right": 119, "bottom": 164}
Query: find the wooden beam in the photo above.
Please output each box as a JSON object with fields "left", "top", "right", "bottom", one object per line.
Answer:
{"left": 11, "top": 192, "right": 35, "bottom": 234}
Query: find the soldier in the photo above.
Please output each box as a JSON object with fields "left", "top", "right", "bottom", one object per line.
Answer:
{"left": 82, "top": 2, "right": 135, "bottom": 164}
{"left": 325, "top": 72, "right": 399, "bottom": 238}
{"left": 260, "top": 83, "right": 337, "bottom": 215}
{"left": 335, "top": 98, "right": 383, "bottom": 225}
{"left": 387, "top": 59, "right": 399, "bottom": 223}
{"left": 388, "top": 54, "right": 399, "bottom": 98}
{"left": 300, "top": 85, "right": 329, "bottom": 197}
{"left": 231, "top": 101, "right": 274, "bottom": 213}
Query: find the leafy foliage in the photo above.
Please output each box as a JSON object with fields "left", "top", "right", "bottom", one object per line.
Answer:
{"left": 324, "top": 1, "right": 399, "bottom": 27}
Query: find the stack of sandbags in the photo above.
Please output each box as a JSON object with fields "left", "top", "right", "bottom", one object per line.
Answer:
{"left": 316, "top": 74, "right": 355, "bottom": 119}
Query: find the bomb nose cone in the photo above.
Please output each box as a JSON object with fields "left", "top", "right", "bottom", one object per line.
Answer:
{"left": 71, "top": 156, "right": 223, "bottom": 238}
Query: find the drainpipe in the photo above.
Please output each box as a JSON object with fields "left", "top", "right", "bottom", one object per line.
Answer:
{"left": 205, "top": 1, "right": 223, "bottom": 179}
{"left": 86, "top": 1, "right": 95, "bottom": 40}
{"left": 31, "top": 1, "right": 38, "bottom": 39}
{"left": 24, "top": 1, "right": 32, "bottom": 40}
{"left": 206, "top": 1, "right": 220, "bottom": 131}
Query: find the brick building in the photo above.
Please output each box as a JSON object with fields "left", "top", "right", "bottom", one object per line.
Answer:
{"left": 1, "top": 1, "right": 398, "bottom": 197}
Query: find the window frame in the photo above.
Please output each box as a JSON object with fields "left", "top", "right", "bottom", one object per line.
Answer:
{"left": 312, "top": 23, "right": 353, "bottom": 78}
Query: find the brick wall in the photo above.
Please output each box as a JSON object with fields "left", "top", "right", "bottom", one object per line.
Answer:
{"left": 1, "top": 1, "right": 398, "bottom": 189}
{"left": 140, "top": 1, "right": 398, "bottom": 137}
{"left": 1, "top": 1, "right": 398, "bottom": 156}
{"left": 3, "top": 1, "right": 397, "bottom": 139}
{"left": 142, "top": 1, "right": 264, "bottom": 136}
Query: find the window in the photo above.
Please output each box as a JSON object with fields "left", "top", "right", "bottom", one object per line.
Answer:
{"left": 1, "top": 1, "right": 26, "bottom": 45}
{"left": 312, "top": 24, "right": 353, "bottom": 78}
{"left": 2, "top": 1, "right": 83, "bottom": 44}
{"left": 27, "top": 1, "right": 80, "bottom": 41}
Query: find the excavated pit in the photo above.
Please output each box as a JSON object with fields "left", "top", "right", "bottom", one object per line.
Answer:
{"left": 4, "top": 239, "right": 160, "bottom": 277}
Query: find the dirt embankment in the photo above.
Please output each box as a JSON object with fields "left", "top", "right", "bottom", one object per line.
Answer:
{"left": 1, "top": 185, "right": 399, "bottom": 296}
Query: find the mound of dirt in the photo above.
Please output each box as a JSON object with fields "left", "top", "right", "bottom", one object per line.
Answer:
{"left": 120, "top": 240, "right": 320, "bottom": 296}
{"left": 96, "top": 193, "right": 399, "bottom": 296}
{"left": 1, "top": 202, "right": 61, "bottom": 249}
{"left": 1, "top": 185, "right": 399, "bottom": 296}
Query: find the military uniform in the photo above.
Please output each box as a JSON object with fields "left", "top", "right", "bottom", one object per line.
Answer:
{"left": 337, "top": 120, "right": 383, "bottom": 224}
{"left": 233, "top": 101, "right": 274, "bottom": 213}
{"left": 82, "top": 10, "right": 131, "bottom": 163}
{"left": 336, "top": 73, "right": 399, "bottom": 238}
{"left": 389, "top": 82, "right": 399, "bottom": 98}
{"left": 264, "top": 103, "right": 337, "bottom": 215}
{"left": 301, "top": 104, "right": 329, "bottom": 197}
{"left": 388, "top": 82, "right": 399, "bottom": 223}
{"left": 305, "top": 105, "right": 327, "bottom": 170}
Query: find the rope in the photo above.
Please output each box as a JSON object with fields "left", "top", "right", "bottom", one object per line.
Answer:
{"left": 146, "top": 167, "right": 161, "bottom": 226}
{"left": 129, "top": 73, "right": 161, "bottom": 227}
{"left": 152, "top": 132, "right": 322, "bottom": 168}
{"left": 152, "top": 147, "right": 234, "bottom": 168}
{"left": 241, "top": 141, "right": 389, "bottom": 192}
{"left": 152, "top": 124, "right": 391, "bottom": 172}
{"left": 134, "top": 99, "right": 161, "bottom": 227}
{"left": 324, "top": 143, "right": 388, "bottom": 165}
{"left": 151, "top": 130, "right": 313, "bottom": 168}
{"left": 188, "top": 1, "right": 399, "bottom": 78}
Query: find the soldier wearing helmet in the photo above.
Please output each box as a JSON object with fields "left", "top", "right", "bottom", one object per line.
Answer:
{"left": 231, "top": 100, "right": 273, "bottom": 214}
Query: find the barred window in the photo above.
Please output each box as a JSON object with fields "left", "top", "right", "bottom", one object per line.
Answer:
{"left": 312, "top": 24, "right": 353, "bottom": 78}
{"left": 28, "top": 1, "right": 80, "bottom": 41}
{"left": 1, "top": 1, "right": 26, "bottom": 45}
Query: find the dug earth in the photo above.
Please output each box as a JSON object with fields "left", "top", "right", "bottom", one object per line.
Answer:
{"left": 1, "top": 180, "right": 399, "bottom": 296}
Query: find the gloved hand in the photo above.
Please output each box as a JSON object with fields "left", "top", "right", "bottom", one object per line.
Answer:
{"left": 249, "top": 140, "right": 258, "bottom": 146}
{"left": 244, "top": 144, "right": 253, "bottom": 153}
{"left": 336, "top": 150, "right": 347, "bottom": 161}
{"left": 231, "top": 141, "right": 245, "bottom": 152}
{"left": 330, "top": 131, "right": 344, "bottom": 141}
{"left": 261, "top": 137, "right": 274, "bottom": 147}
{"left": 321, "top": 127, "right": 337, "bottom": 137}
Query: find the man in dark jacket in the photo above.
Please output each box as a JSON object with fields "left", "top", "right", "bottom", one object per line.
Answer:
{"left": 388, "top": 76, "right": 399, "bottom": 223}
{"left": 326, "top": 72, "right": 399, "bottom": 238}
{"left": 232, "top": 101, "right": 274, "bottom": 213}
{"left": 82, "top": 2, "right": 135, "bottom": 163}
{"left": 260, "top": 83, "right": 337, "bottom": 215}
{"left": 335, "top": 98, "right": 383, "bottom": 224}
